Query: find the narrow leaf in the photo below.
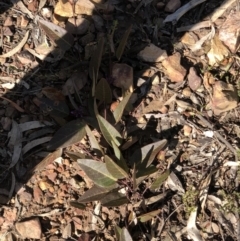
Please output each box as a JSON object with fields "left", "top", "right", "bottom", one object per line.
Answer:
{"left": 138, "top": 209, "right": 161, "bottom": 222}
{"left": 66, "top": 151, "right": 92, "bottom": 161}
{"left": 120, "top": 228, "right": 133, "bottom": 241}
{"left": 0, "top": 31, "right": 29, "bottom": 58}
{"left": 76, "top": 185, "right": 114, "bottom": 203}
{"left": 69, "top": 201, "right": 85, "bottom": 209}
{"left": 89, "top": 37, "right": 104, "bottom": 80}
{"left": 130, "top": 139, "right": 167, "bottom": 167}
{"left": 47, "top": 120, "right": 86, "bottom": 150}
{"left": 77, "top": 159, "right": 117, "bottom": 187}
{"left": 105, "top": 155, "right": 128, "bottom": 179}
{"left": 136, "top": 165, "right": 158, "bottom": 178}
{"left": 85, "top": 125, "right": 103, "bottom": 156}
{"left": 150, "top": 169, "right": 170, "bottom": 191}
{"left": 38, "top": 19, "right": 74, "bottom": 52}
{"left": 101, "top": 190, "right": 128, "bottom": 207}
{"left": 97, "top": 114, "right": 123, "bottom": 147}
{"left": 113, "top": 92, "right": 132, "bottom": 124}
{"left": 116, "top": 25, "right": 132, "bottom": 60}
{"left": 111, "top": 141, "right": 129, "bottom": 173}
{"left": 95, "top": 78, "right": 112, "bottom": 104}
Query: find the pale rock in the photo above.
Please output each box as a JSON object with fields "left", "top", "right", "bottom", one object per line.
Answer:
{"left": 219, "top": 13, "right": 240, "bottom": 53}
{"left": 165, "top": 0, "right": 181, "bottom": 13}
{"left": 161, "top": 52, "right": 186, "bottom": 82}
{"left": 55, "top": 0, "right": 106, "bottom": 17}
{"left": 138, "top": 43, "right": 167, "bottom": 62}
{"left": 15, "top": 218, "right": 42, "bottom": 239}
{"left": 112, "top": 63, "right": 133, "bottom": 91}
{"left": 209, "top": 81, "right": 238, "bottom": 115}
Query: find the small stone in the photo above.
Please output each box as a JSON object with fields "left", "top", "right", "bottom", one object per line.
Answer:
{"left": 41, "top": 7, "right": 52, "bottom": 18}
{"left": 188, "top": 67, "right": 202, "bottom": 91}
{"left": 138, "top": 43, "right": 167, "bottom": 62}
{"left": 162, "top": 52, "right": 186, "bottom": 82}
{"left": 15, "top": 218, "right": 42, "bottom": 239}
{"left": 165, "top": 0, "right": 181, "bottom": 13}
{"left": 182, "top": 87, "right": 192, "bottom": 97}
{"left": 112, "top": 63, "right": 133, "bottom": 91}
{"left": 183, "top": 125, "right": 192, "bottom": 136}
{"left": 156, "top": 2, "right": 165, "bottom": 9}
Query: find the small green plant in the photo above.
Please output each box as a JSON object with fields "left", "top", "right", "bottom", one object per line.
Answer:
{"left": 182, "top": 187, "right": 199, "bottom": 216}
{"left": 218, "top": 190, "right": 240, "bottom": 213}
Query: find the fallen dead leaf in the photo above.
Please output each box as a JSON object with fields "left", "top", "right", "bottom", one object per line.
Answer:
{"left": 162, "top": 52, "right": 187, "bottom": 82}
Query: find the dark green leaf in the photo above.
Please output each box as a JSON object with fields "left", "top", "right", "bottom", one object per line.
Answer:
{"left": 47, "top": 120, "right": 86, "bottom": 150}
{"left": 95, "top": 78, "right": 112, "bottom": 104}
{"left": 89, "top": 37, "right": 104, "bottom": 80}
{"left": 105, "top": 155, "right": 128, "bottom": 179}
{"left": 150, "top": 169, "right": 170, "bottom": 191}
{"left": 116, "top": 25, "right": 132, "bottom": 60}
{"left": 85, "top": 125, "right": 103, "bottom": 156}
{"left": 69, "top": 201, "right": 85, "bottom": 209}
{"left": 113, "top": 92, "right": 132, "bottom": 124}
{"left": 77, "top": 185, "right": 115, "bottom": 203}
{"left": 77, "top": 159, "right": 117, "bottom": 187}
{"left": 111, "top": 141, "right": 129, "bottom": 173}
{"left": 97, "top": 114, "right": 123, "bottom": 147}
{"left": 38, "top": 19, "right": 74, "bottom": 52}
{"left": 138, "top": 209, "right": 161, "bottom": 222}
{"left": 136, "top": 165, "right": 158, "bottom": 179}
{"left": 120, "top": 228, "right": 133, "bottom": 241}
{"left": 130, "top": 139, "right": 167, "bottom": 167}
{"left": 101, "top": 190, "right": 128, "bottom": 207}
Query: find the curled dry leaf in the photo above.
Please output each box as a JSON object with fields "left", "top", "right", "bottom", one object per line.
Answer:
{"left": 207, "top": 35, "right": 230, "bottom": 66}
{"left": 219, "top": 13, "right": 240, "bottom": 53}
{"left": 208, "top": 81, "right": 238, "bottom": 115}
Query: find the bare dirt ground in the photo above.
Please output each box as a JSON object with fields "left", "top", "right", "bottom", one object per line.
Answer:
{"left": 0, "top": 0, "right": 240, "bottom": 240}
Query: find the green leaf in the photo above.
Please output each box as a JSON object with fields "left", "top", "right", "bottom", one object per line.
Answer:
{"left": 120, "top": 228, "right": 133, "bottom": 241}
{"left": 150, "top": 169, "right": 170, "bottom": 191}
{"left": 138, "top": 209, "right": 161, "bottom": 222}
{"left": 114, "top": 225, "right": 122, "bottom": 241}
{"left": 85, "top": 125, "right": 103, "bottom": 156}
{"left": 47, "top": 120, "right": 86, "bottom": 150}
{"left": 130, "top": 139, "right": 167, "bottom": 167}
{"left": 111, "top": 141, "right": 129, "bottom": 173}
{"left": 95, "top": 78, "right": 112, "bottom": 104}
{"left": 69, "top": 201, "right": 85, "bottom": 209}
{"left": 97, "top": 114, "right": 123, "bottom": 147}
{"left": 113, "top": 92, "right": 132, "bottom": 124}
{"left": 105, "top": 155, "right": 128, "bottom": 179}
{"left": 77, "top": 185, "right": 115, "bottom": 203}
{"left": 116, "top": 25, "right": 132, "bottom": 60}
{"left": 77, "top": 159, "right": 117, "bottom": 188}
{"left": 101, "top": 190, "right": 128, "bottom": 207}
{"left": 89, "top": 37, "right": 104, "bottom": 81}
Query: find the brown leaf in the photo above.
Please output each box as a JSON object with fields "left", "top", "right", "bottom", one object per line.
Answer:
{"left": 42, "top": 86, "right": 65, "bottom": 101}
